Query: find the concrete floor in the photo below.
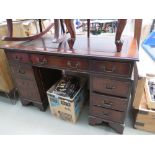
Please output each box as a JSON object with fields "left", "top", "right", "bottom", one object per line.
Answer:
{"left": 0, "top": 95, "right": 152, "bottom": 135}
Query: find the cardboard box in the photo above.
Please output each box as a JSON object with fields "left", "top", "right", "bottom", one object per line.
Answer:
{"left": 134, "top": 89, "right": 155, "bottom": 133}
{"left": 145, "top": 77, "right": 155, "bottom": 110}
{"left": 47, "top": 76, "right": 87, "bottom": 123}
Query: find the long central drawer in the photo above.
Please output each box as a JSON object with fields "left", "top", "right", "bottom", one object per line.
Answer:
{"left": 6, "top": 52, "right": 30, "bottom": 64}
{"left": 30, "top": 54, "right": 89, "bottom": 72}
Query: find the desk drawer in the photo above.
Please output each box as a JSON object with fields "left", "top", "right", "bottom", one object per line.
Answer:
{"left": 90, "top": 60, "right": 133, "bottom": 77}
{"left": 16, "top": 78, "right": 41, "bottom": 102}
{"left": 64, "top": 57, "right": 89, "bottom": 71}
{"left": 6, "top": 52, "right": 30, "bottom": 64}
{"left": 91, "top": 93, "right": 128, "bottom": 111}
{"left": 10, "top": 64, "right": 35, "bottom": 80}
{"left": 90, "top": 105, "right": 125, "bottom": 123}
{"left": 91, "top": 76, "right": 130, "bottom": 98}
{"left": 30, "top": 54, "right": 89, "bottom": 71}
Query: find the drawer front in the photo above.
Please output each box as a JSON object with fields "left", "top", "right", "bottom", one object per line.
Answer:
{"left": 90, "top": 106, "right": 125, "bottom": 123}
{"left": 90, "top": 60, "right": 133, "bottom": 77}
{"left": 91, "top": 93, "right": 128, "bottom": 111}
{"left": 64, "top": 57, "right": 89, "bottom": 71}
{"left": 30, "top": 54, "right": 89, "bottom": 72}
{"left": 6, "top": 52, "right": 30, "bottom": 64}
{"left": 91, "top": 76, "right": 130, "bottom": 98}
{"left": 10, "top": 64, "right": 35, "bottom": 80}
{"left": 15, "top": 78, "right": 41, "bottom": 101}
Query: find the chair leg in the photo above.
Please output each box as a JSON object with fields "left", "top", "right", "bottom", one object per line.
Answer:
{"left": 38, "top": 19, "right": 42, "bottom": 33}
{"left": 87, "top": 19, "right": 90, "bottom": 38}
{"left": 60, "top": 19, "right": 65, "bottom": 34}
{"left": 6, "top": 19, "right": 13, "bottom": 38}
{"left": 115, "top": 19, "right": 127, "bottom": 52}
{"left": 64, "top": 19, "right": 76, "bottom": 49}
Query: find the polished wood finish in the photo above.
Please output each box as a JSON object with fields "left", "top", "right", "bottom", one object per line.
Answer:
{"left": 91, "top": 93, "right": 128, "bottom": 111}
{"left": 90, "top": 67, "right": 132, "bottom": 134}
{"left": 134, "top": 19, "right": 142, "bottom": 48}
{"left": 1, "top": 35, "right": 138, "bottom": 60}
{"left": 10, "top": 63, "right": 35, "bottom": 80}
{"left": 6, "top": 19, "right": 13, "bottom": 37}
{"left": 6, "top": 50, "right": 62, "bottom": 111}
{"left": 87, "top": 19, "right": 90, "bottom": 38}
{"left": 91, "top": 75, "right": 131, "bottom": 98}
{"left": 89, "top": 116, "right": 124, "bottom": 134}
{"left": 54, "top": 19, "right": 60, "bottom": 39}
{"left": 7, "top": 52, "right": 30, "bottom": 64}
{"left": 64, "top": 19, "right": 142, "bottom": 53}
{"left": 64, "top": 19, "right": 76, "bottom": 49}
{"left": 90, "top": 105, "right": 125, "bottom": 123}
{"left": 16, "top": 78, "right": 41, "bottom": 101}
{"left": 115, "top": 19, "right": 127, "bottom": 52}
{"left": 90, "top": 60, "right": 133, "bottom": 77}
{"left": 3, "top": 19, "right": 142, "bottom": 53}
{"left": 30, "top": 54, "right": 89, "bottom": 72}
{"left": 38, "top": 19, "right": 43, "bottom": 32}
{"left": 0, "top": 33, "right": 139, "bottom": 133}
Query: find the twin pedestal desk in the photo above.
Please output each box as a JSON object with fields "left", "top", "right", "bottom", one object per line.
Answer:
{"left": 1, "top": 35, "right": 138, "bottom": 134}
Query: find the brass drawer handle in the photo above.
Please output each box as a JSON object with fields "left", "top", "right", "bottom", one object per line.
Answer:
{"left": 103, "top": 66, "right": 116, "bottom": 73}
{"left": 102, "top": 112, "right": 109, "bottom": 117}
{"left": 15, "top": 56, "right": 19, "bottom": 60}
{"left": 102, "top": 100, "right": 112, "bottom": 107}
{"left": 38, "top": 57, "right": 48, "bottom": 65}
{"left": 105, "top": 84, "right": 116, "bottom": 90}
{"left": 67, "top": 61, "right": 80, "bottom": 70}
{"left": 40, "top": 59, "right": 48, "bottom": 65}
{"left": 15, "top": 56, "right": 22, "bottom": 61}
{"left": 18, "top": 69, "right": 25, "bottom": 74}
{"left": 18, "top": 65, "right": 25, "bottom": 74}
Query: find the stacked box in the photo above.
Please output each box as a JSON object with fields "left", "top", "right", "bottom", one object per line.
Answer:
{"left": 145, "top": 77, "right": 155, "bottom": 109}
{"left": 47, "top": 76, "right": 87, "bottom": 123}
{"left": 134, "top": 89, "right": 155, "bottom": 133}
{"left": 132, "top": 76, "right": 146, "bottom": 109}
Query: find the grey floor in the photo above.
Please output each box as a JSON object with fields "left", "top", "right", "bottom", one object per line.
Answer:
{"left": 0, "top": 94, "right": 153, "bottom": 135}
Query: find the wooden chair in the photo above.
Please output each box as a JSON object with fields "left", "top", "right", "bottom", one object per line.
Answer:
{"left": 66, "top": 19, "right": 142, "bottom": 52}
{"left": 2, "top": 19, "right": 142, "bottom": 52}
{"left": 2, "top": 19, "right": 55, "bottom": 41}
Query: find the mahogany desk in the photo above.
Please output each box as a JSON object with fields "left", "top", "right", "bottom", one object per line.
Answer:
{"left": 0, "top": 34, "right": 138, "bottom": 134}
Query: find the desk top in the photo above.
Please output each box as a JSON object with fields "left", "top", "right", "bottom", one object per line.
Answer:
{"left": 0, "top": 34, "right": 138, "bottom": 61}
